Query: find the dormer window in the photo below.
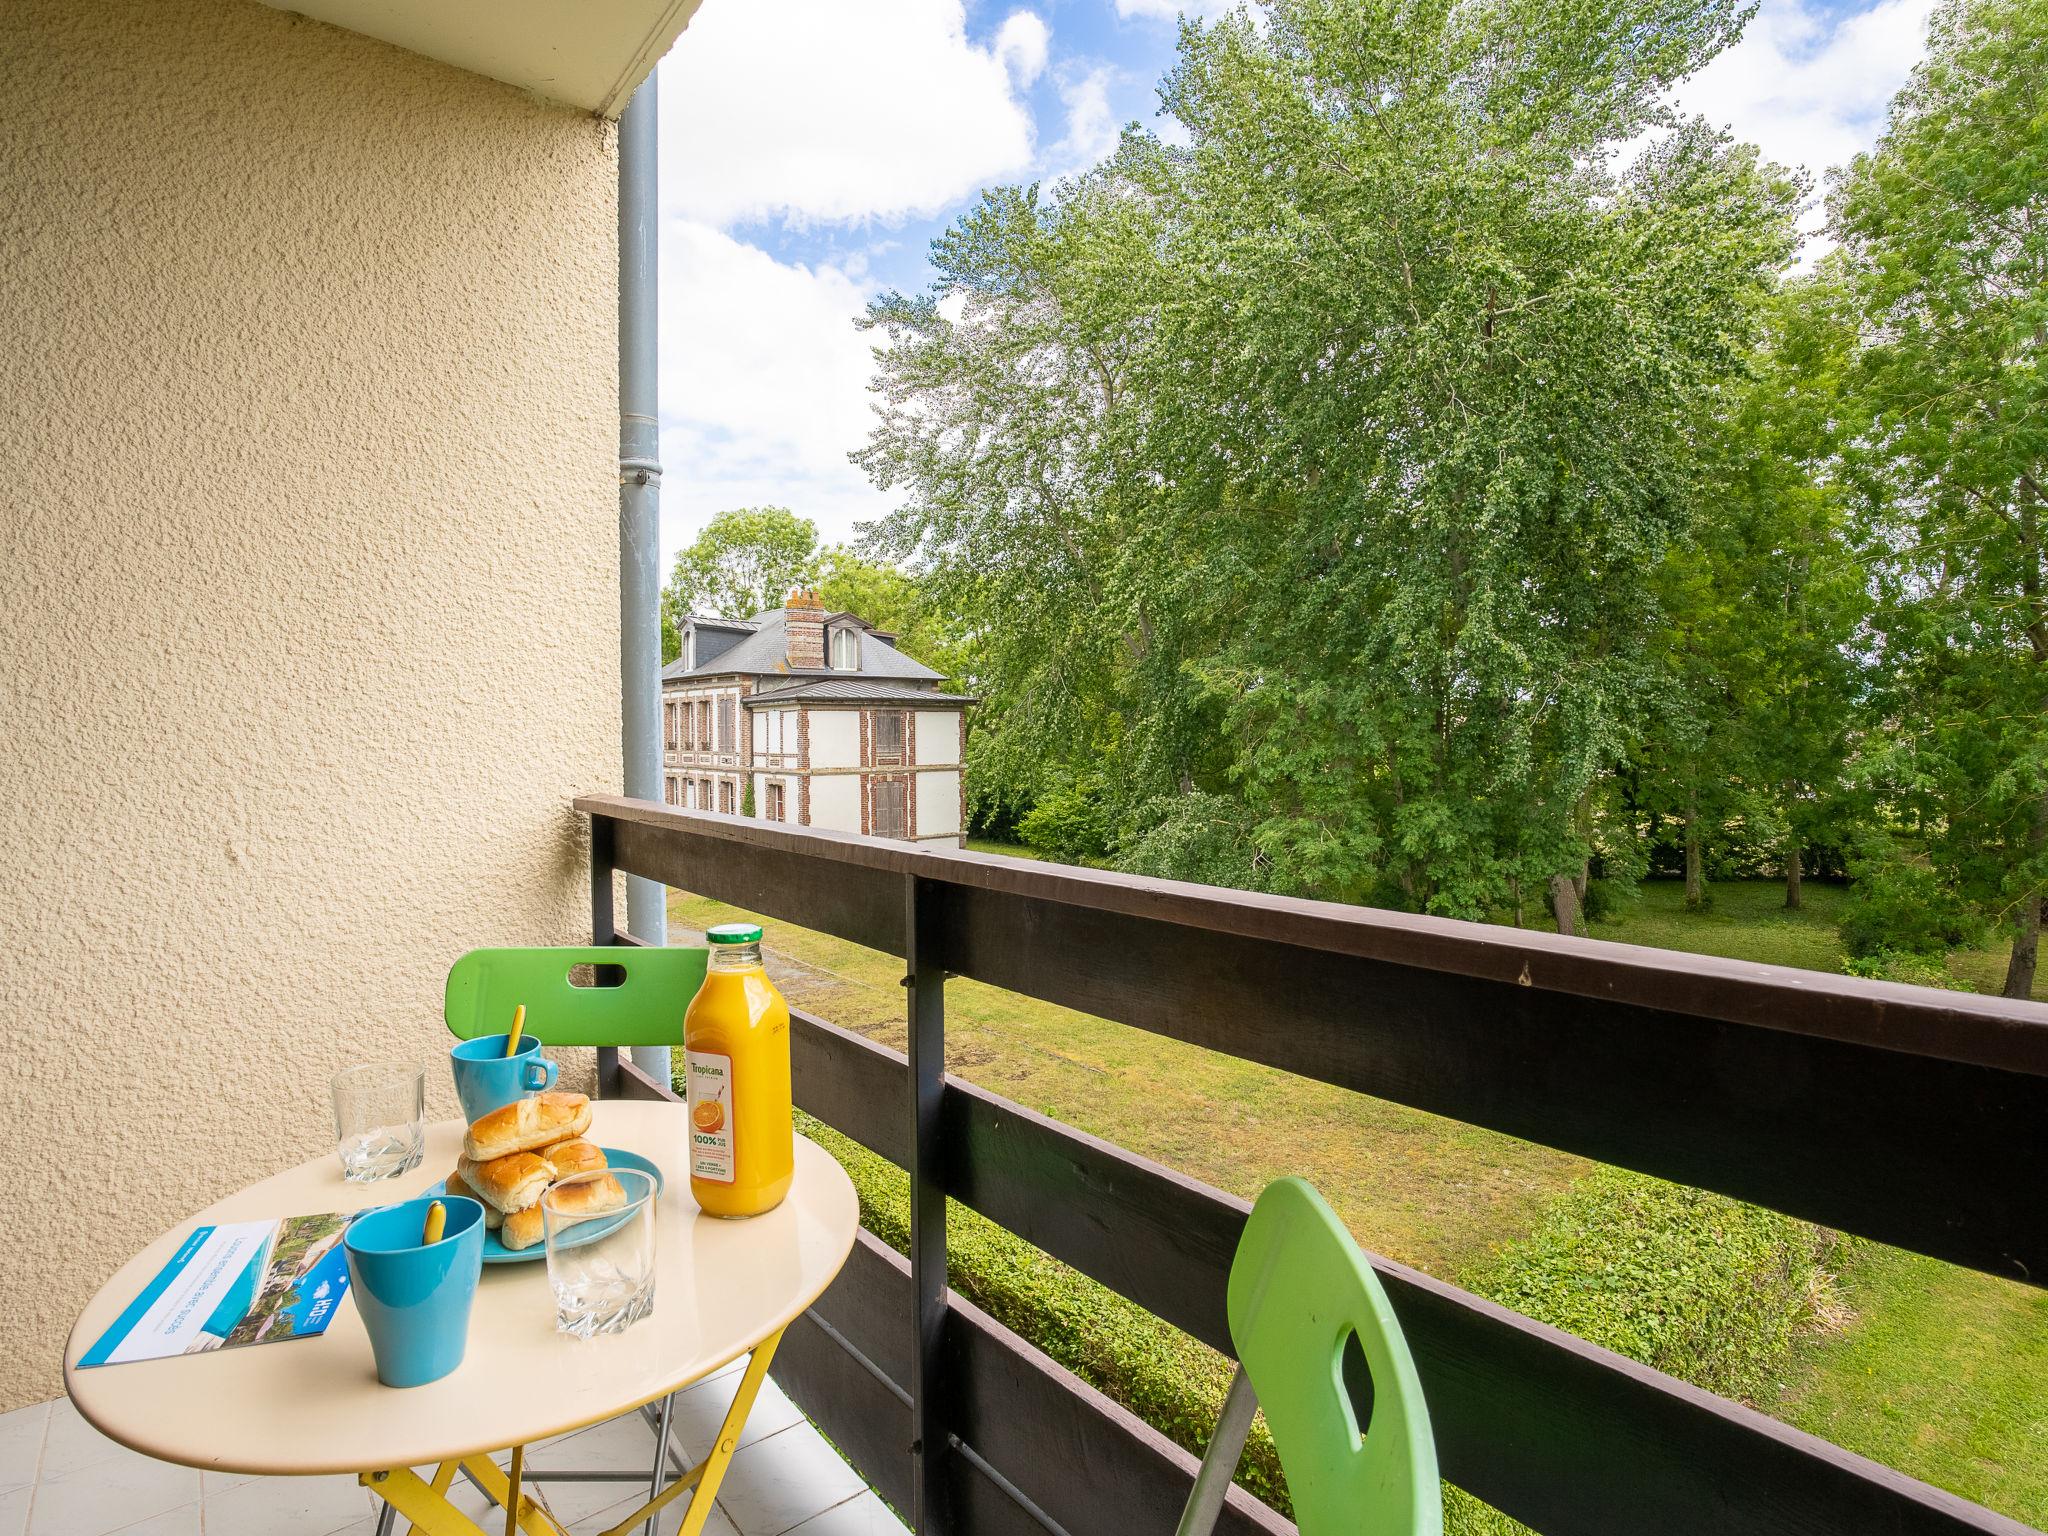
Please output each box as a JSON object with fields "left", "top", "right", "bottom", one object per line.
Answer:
{"left": 830, "top": 626, "right": 860, "bottom": 671}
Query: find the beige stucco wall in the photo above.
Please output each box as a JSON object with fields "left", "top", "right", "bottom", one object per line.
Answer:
{"left": 917, "top": 770, "right": 964, "bottom": 841}
{"left": 2, "top": 0, "right": 621, "bottom": 1410}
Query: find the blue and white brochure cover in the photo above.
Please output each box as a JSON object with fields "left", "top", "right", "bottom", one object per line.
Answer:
{"left": 79, "top": 1211, "right": 356, "bottom": 1367}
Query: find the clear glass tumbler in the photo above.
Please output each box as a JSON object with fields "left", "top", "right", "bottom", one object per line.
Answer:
{"left": 330, "top": 1062, "right": 426, "bottom": 1182}
{"left": 543, "top": 1167, "right": 657, "bottom": 1338}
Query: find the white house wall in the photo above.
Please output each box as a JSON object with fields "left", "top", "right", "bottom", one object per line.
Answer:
{"left": 916, "top": 709, "right": 961, "bottom": 766}
{"left": 808, "top": 709, "right": 860, "bottom": 769}
{"left": 917, "top": 769, "right": 963, "bottom": 840}
{"left": 809, "top": 772, "right": 861, "bottom": 833}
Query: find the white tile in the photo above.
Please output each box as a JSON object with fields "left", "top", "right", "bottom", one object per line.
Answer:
{"left": 0, "top": 1402, "right": 48, "bottom": 1494}
{"left": 199, "top": 1468, "right": 262, "bottom": 1498}
{"left": 713, "top": 1424, "right": 865, "bottom": 1536}
{"left": 200, "top": 1473, "right": 372, "bottom": 1536}
{"left": 26, "top": 1454, "right": 199, "bottom": 1536}
{"left": 106, "top": 1504, "right": 200, "bottom": 1536}
{"left": 780, "top": 1492, "right": 908, "bottom": 1536}
{"left": 667, "top": 1373, "right": 804, "bottom": 1464}
{"left": 0, "top": 1486, "right": 28, "bottom": 1536}
{"left": 37, "top": 1399, "right": 130, "bottom": 1481}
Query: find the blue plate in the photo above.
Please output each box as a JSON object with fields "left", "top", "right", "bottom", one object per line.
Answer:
{"left": 427, "top": 1147, "right": 663, "bottom": 1264}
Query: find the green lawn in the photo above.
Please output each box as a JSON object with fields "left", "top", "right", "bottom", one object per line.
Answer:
{"left": 672, "top": 869, "right": 2047, "bottom": 1526}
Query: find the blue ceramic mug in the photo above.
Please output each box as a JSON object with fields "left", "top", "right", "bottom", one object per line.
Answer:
{"left": 450, "top": 1033, "right": 558, "bottom": 1123}
{"left": 344, "top": 1196, "right": 485, "bottom": 1388}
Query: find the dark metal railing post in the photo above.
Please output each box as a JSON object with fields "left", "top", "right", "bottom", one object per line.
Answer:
{"left": 905, "top": 875, "right": 949, "bottom": 1536}
{"left": 590, "top": 814, "right": 621, "bottom": 1099}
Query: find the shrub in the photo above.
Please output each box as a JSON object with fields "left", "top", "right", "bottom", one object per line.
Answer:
{"left": 1579, "top": 877, "right": 1638, "bottom": 924}
{"left": 1841, "top": 949, "right": 1973, "bottom": 990}
{"left": 1838, "top": 843, "right": 1980, "bottom": 958}
{"left": 1470, "top": 1168, "right": 1843, "bottom": 1404}
{"left": 1116, "top": 793, "right": 1272, "bottom": 891}
{"left": 1017, "top": 777, "right": 1113, "bottom": 864}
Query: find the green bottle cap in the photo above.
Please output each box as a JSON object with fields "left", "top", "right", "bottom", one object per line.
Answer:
{"left": 706, "top": 923, "right": 764, "bottom": 944}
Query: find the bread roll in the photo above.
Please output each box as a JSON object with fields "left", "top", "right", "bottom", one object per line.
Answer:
{"left": 500, "top": 1173, "right": 626, "bottom": 1252}
{"left": 541, "top": 1139, "right": 607, "bottom": 1179}
{"left": 444, "top": 1168, "right": 502, "bottom": 1230}
{"left": 463, "top": 1091, "right": 592, "bottom": 1161}
{"left": 457, "top": 1151, "right": 554, "bottom": 1214}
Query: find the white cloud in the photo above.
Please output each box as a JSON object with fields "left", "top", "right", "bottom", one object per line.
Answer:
{"left": 659, "top": 0, "right": 1045, "bottom": 228}
{"left": 657, "top": 221, "right": 894, "bottom": 563}
{"left": 1047, "top": 64, "right": 1123, "bottom": 180}
{"left": 1673, "top": 0, "right": 1933, "bottom": 237}
{"left": 996, "top": 11, "right": 1051, "bottom": 88}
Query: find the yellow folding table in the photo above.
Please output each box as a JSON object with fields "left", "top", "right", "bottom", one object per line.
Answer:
{"left": 64, "top": 1103, "right": 859, "bottom": 1536}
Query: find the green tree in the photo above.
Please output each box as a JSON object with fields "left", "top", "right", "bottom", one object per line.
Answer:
{"left": 661, "top": 507, "right": 820, "bottom": 643}
{"left": 865, "top": 0, "right": 1797, "bottom": 928}
{"left": 1829, "top": 0, "right": 2048, "bottom": 996}
{"left": 814, "top": 546, "right": 976, "bottom": 685}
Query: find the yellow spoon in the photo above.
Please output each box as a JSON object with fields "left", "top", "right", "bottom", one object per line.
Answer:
{"left": 422, "top": 1199, "right": 447, "bottom": 1245}
{"left": 505, "top": 1003, "right": 526, "bottom": 1059}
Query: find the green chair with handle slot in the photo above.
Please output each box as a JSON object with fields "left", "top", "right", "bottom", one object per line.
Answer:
{"left": 1177, "top": 1177, "right": 1442, "bottom": 1536}
{"left": 443, "top": 944, "right": 707, "bottom": 1059}
{"left": 439, "top": 944, "right": 710, "bottom": 1536}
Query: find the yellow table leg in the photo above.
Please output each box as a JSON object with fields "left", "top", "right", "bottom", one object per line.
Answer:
{"left": 407, "top": 1461, "right": 459, "bottom": 1536}
{"left": 362, "top": 1467, "right": 490, "bottom": 1536}
{"left": 459, "top": 1453, "right": 566, "bottom": 1536}
{"left": 361, "top": 1332, "right": 787, "bottom": 1536}
{"left": 595, "top": 1329, "right": 785, "bottom": 1536}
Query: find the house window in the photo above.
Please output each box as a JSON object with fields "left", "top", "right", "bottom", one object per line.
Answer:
{"left": 717, "top": 696, "right": 736, "bottom": 753}
{"left": 831, "top": 626, "right": 860, "bottom": 671}
{"left": 664, "top": 702, "right": 678, "bottom": 752}
{"left": 872, "top": 710, "right": 906, "bottom": 766}
{"left": 871, "top": 777, "right": 908, "bottom": 840}
{"left": 767, "top": 782, "right": 786, "bottom": 823}
{"left": 720, "top": 780, "right": 735, "bottom": 815}
{"left": 699, "top": 777, "right": 712, "bottom": 807}
{"left": 665, "top": 776, "right": 678, "bottom": 806}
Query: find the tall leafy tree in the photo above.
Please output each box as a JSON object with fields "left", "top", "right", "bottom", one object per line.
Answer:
{"left": 661, "top": 507, "right": 820, "bottom": 646}
{"left": 1830, "top": 0, "right": 2048, "bottom": 995}
{"left": 864, "top": 0, "right": 1796, "bottom": 927}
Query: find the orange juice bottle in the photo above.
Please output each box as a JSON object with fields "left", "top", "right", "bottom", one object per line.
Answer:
{"left": 684, "top": 922, "right": 793, "bottom": 1217}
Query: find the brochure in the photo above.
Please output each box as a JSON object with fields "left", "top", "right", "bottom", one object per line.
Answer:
{"left": 78, "top": 1210, "right": 357, "bottom": 1368}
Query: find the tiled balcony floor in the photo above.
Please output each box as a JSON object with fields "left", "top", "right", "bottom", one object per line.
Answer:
{"left": 0, "top": 1359, "right": 902, "bottom": 1536}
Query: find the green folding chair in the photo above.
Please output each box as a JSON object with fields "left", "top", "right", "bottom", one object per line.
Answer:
{"left": 439, "top": 944, "right": 710, "bottom": 1536}
{"left": 444, "top": 945, "right": 707, "bottom": 1054}
{"left": 1177, "top": 1177, "right": 1441, "bottom": 1536}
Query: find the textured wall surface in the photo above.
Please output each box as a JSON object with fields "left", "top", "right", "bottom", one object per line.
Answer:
{"left": 1, "top": 0, "right": 620, "bottom": 1409}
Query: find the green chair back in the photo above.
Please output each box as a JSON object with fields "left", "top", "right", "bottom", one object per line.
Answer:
{"left": 443, "top": 946, "right": 706, "bottom": 1049}
{"left": 1221, "top": 1177, "right": 1440, "bottom": 1536}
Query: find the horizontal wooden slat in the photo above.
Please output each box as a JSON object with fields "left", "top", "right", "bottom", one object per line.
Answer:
{"left": 579, "top": 796, "right": 2048, "bottom": 1072}
{"left": 789, "top": 1014, "right": 2033, "bottom": 1536}
{"left": 793, "top": 1228, "right": 1287, "bottom": 1536}
{"left": 593, "top": 803, "right": 2048, "bottom": 1283}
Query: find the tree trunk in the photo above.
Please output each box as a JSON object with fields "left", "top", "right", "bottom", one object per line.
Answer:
{"left": 1549, "top": 874, "right": 1581, "bottom": 938}
{"left": 2006, "top": 898, "right": 2042, "bottom": 999}
{"left": 1784, "top": 843, "right": 1803, "bottom": 910}
{"left": 2005, "top": 790, "right": 2048, "bottom": 999}
{"left": 1509, "top": 876, "right": 1524, "bottom": 928}
{"left": 1683, "top": 791, "right": 1705, "bottom": 910}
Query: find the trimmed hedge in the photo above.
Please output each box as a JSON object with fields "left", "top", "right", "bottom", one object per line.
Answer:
{"left": 800, "top": 1115, "right": 1843, "bottom": 1536}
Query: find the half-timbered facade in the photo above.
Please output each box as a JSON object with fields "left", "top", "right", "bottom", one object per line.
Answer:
{"left": 661, "top": 590, "right": 972, "bottom": 845}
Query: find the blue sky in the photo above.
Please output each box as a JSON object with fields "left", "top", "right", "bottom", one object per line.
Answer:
{"left": 652, "top": 0, "right": 1933, "bottom": 569}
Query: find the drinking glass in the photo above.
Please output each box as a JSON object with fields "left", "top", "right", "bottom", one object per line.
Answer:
{"left": 331, "top": 1062, "right": 426, "bottom": 1182}
{"left": 543, "top": 1167, "right": 657, "bottom": 1338}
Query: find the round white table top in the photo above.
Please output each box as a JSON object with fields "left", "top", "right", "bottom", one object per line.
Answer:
{"left": 64, "top": 1103, "right": 858, "bottom": 1476}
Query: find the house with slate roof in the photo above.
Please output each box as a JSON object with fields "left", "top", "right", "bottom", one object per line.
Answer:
{"left": 661, "top": 589, "right": 974, "bottom": 844}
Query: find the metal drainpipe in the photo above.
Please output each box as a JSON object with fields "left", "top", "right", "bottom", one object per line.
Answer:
{"left": 618, "top": 78, "right": 670, "bottom": 1086}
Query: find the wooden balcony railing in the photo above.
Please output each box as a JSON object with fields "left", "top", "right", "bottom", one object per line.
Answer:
{"left": 577, "top": 794, "right": 2048, "bottom": 1536}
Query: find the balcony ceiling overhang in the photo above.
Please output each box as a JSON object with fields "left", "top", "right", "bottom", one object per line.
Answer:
{"left": 259, "top": 0, "right": 702, "bottom": 117}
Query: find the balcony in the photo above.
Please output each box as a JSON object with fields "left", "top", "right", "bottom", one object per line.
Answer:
{"left": 578, "top": 795, "right": 2048, "bottom": 1536}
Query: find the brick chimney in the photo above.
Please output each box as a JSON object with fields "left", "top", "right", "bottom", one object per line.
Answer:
{"left": 783, "top": 587, "right": 826, "bottom": 669}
